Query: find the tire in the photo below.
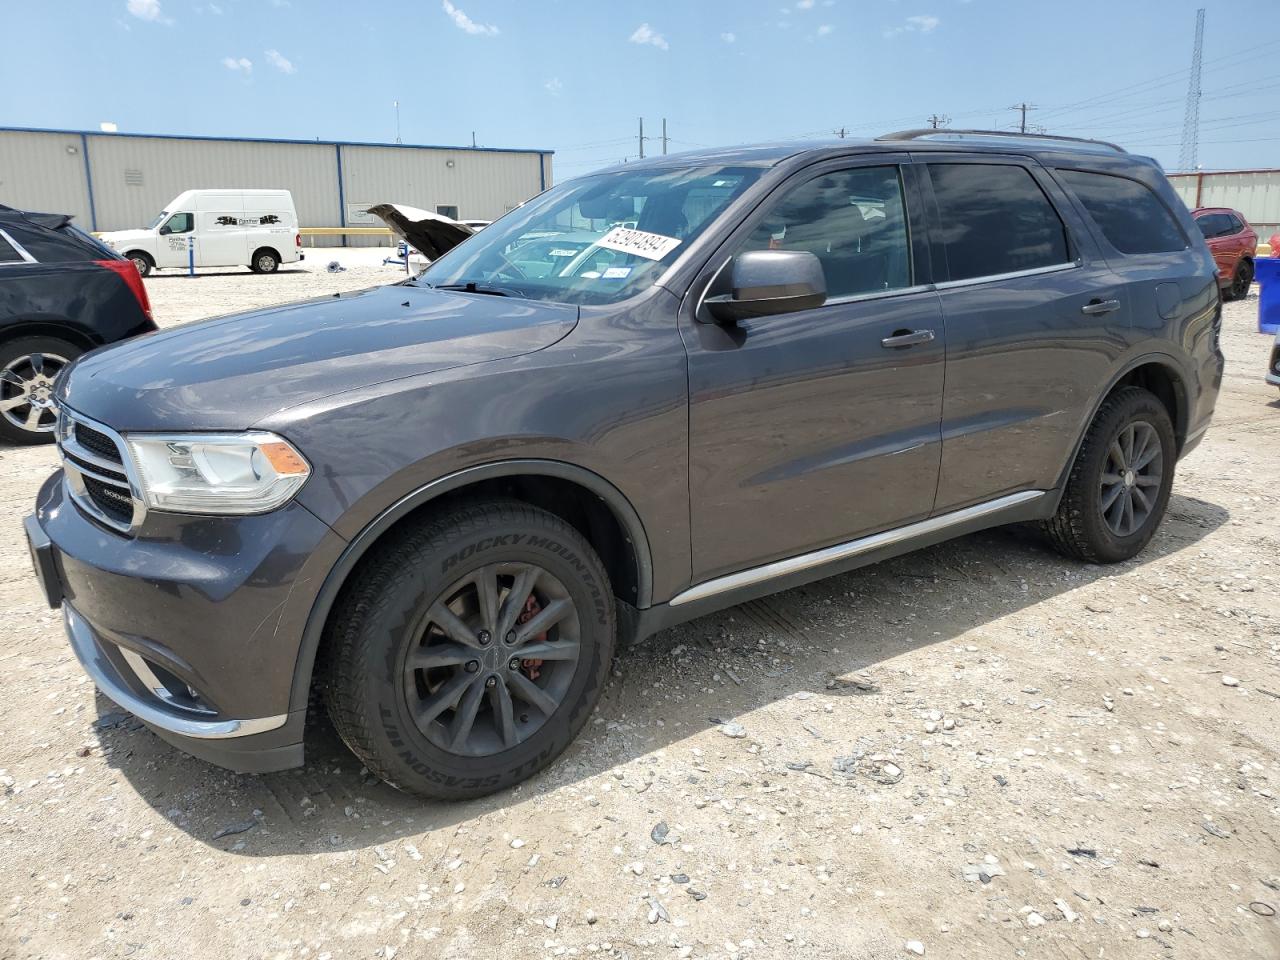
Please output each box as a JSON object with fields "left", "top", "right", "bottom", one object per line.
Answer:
{"left": 323, "top": 498, "right": 616, "bottom": 800}
{"left": 125, "top": 251, "right": 153, "bottom": 277}
{"left": 0, "top": 336, "right": 82, "bottom": 445}
{"left": 1042, "top": 386, "right": 1176, "bottom": 564}
{"left": 1224, "top": 260, "right": 1252, "bottom": 301}
{"left": 250, "top": 248, "right": 280, "bottom": 274}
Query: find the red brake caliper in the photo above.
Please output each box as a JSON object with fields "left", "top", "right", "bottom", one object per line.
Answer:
{"left": 516, "top": 594, "right": 546, "bottom": 681}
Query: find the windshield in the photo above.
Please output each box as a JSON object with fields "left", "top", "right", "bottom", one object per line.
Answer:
{"left": 147, "top": 210, "right": 169, "bottom": 230}
{"left": 419, "top": 165, "right": 764, "bottom": 305}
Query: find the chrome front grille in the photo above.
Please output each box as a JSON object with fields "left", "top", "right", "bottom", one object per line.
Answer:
{"left": 56, "top": 409, "right": 145, "bottom": 534}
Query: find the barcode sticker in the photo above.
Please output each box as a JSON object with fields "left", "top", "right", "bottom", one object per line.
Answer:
{"left": 595, "top": 226, "right": 681, "bottom": 261}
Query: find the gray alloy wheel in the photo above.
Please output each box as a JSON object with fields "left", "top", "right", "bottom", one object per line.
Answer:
{"left": 252, "top": 249, "right": 279, "bottom": 273}
{"left": 0, "top": 350, "right": 69, "bottom": 436}
{"left": 405, "top": 561, "right": 581, "bottom": 758}
{"left": 1099, "top": 420, "right": 1163, "bottom": 537}
{"left": 127, "top": 252, "right": 153, "bottom": 277}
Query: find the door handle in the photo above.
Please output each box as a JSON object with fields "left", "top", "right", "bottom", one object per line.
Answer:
{"left": 1081, "top": 298, "right": 1122, "bottom": 316}
{"left": 880, "top": 329, "right": 936, "bottom": 349}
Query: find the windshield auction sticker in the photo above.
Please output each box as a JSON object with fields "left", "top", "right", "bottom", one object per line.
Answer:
{"left": 596, "top": 226, "right": 681, "bottom": 261}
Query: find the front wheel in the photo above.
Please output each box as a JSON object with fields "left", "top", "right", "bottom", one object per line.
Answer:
{"left": 1225, "top": 260, "right": 1252, "bottom": 301}
{"left": 126, "top": 251, "right": 153, "bottom": 277}
{"left": 1042, "top": 386, "right": 1176, "bottom": 563}
{"left": 323, "top": 499, "right": 615, "bottom": 800}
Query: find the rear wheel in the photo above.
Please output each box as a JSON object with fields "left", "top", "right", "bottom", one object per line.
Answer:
{"left": 0, "top": 336, "right": 81, "bottom": 444}
{"left": 250, "top": 248, "right": 280, "bottom": 274}
{"left": 323, "top": 499, "right": 615, "bottom": 800}
{"left": 126, "top": 251, "right": 153, "bottom": 277}
{"left": 1042, "top": 386, "right": 1176, "bottom": 563}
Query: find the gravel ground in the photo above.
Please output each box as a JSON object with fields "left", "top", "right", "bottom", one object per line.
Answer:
{"left": 1, "top": 257, "right": 1278, "bottom": 960}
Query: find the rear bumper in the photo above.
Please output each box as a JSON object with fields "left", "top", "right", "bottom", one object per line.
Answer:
{"left": 30, "top": 469, "right": 347, "bottom": 772}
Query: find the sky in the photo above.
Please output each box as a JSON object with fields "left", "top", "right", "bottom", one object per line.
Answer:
{"left": 3, "top": 0, "right": 1279, "bottom": 180}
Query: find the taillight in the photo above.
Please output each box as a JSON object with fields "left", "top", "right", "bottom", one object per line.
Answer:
{"left": 95, "top": 259, "right": 153, "bottom": 322}
{"left": 295, "top": 232, "right": 302, "bottom": 248}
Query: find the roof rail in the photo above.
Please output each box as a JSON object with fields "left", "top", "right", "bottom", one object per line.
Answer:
{"left": 877, "top": 129, "right": 1127, "bottom": 155}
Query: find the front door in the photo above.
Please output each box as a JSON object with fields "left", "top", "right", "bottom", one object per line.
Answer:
{"left": 682, "top": 159, "right": 946, "bottom": 584}
{"left": 154, "top": 210, "right": 194, "bottom": 268}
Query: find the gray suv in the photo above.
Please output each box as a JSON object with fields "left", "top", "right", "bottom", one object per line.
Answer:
{"left": 26, "top": 130, "right": 1224, "bottom": 799}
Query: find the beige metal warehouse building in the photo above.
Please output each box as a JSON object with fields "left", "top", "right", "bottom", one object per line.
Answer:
{"left": 0, "top": 126, "right": 553, "bottom": 246}
{"left": 1169, "top": 168, "right": 1280, "bottom": 239}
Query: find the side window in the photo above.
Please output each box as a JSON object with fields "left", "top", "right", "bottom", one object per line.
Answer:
{"left": 1057, "top": 169, "right": 1187, "bottom": 255}
{"left": 436, "top": 205, "right": 460, "bottom": 221}
{"left": 1226, "top": 213, "right": 1245, "bottom": 234}
{"left": 161, "top": 212, "right": 193, "bottom": 235}
{"left": 734, "top": 165, "right": 912, "bottom": 300}
{"left": 928, "top": 163, "right": 1070, "bottom": 281}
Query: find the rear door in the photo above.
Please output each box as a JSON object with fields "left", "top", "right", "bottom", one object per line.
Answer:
{"left": 682, "top": 156, "right": 946, "bottom": 582}
{"left": 918, "top": 155, "right": 1130, "bottom": 513}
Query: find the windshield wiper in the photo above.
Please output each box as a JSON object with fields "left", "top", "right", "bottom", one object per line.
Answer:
{"left": 433, "top": 281, "right": 516, "bottom": 297}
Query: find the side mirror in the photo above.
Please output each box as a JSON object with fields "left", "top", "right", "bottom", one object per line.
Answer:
{"left": 158, "top": 224, "right": 171, "bottom": 236}
{"left": 704, "top": 250, "right": 827, "bottom": 323}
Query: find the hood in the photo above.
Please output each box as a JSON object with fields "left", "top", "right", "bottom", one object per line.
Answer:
{"left": 366, "top": 204, "right": 474, "bottom": 260}
{"left": 98, "top": 228, "right": 154, "bottom": 245}
{"left": 58, "top": 283, "right": 577, "bottom": 431}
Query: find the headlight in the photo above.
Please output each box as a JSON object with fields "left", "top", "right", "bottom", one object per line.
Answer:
{"left": 125, "top": 432, "right": 310, "bottom": 514}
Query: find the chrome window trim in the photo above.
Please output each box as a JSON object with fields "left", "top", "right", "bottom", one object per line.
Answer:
{"left": 57, "top": 407, "right": 147, "bottom": 534}
{"left": 670, "top": 490, "right": 1045, "bottom": 607}
{"left": 0, "top": 228, "right": 37, "bottom": 264}
{"left": 933, "top": 260, "right": 1080, "bottom": 291}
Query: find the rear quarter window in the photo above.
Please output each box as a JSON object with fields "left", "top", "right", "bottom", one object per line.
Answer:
{"left": 1057, "top": 169, "right": 1187, "bottom": 255}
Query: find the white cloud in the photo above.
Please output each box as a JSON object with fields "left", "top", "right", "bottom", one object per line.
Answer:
{"left": 721, "top": 31, "right": 736, "bottom": 43}
{"left": 126, "top": 0, "right": 169, "bottom": 22}
{"left": 885, "top": 14, "right": 940, "bottom": 37}
{"left": 222, "top": 56, "right": 253, "bottom": 75}
{"left": 127, "top": 0, "right": 161, "bottom": 20}
{"left": 797, "top": 0, "right": 815, "bottom": 9}
{"left": 816, "top": 23, "right": 834, "bottom": 35}
{"left": 207, "top": 2, "right": 222, "bottom": 13}
{"left": 544, "top": 77, "right": 563, "bottom": 95}
{"left": 442, "top": 0, "right": 498, "bottom": 36}
{"left": 629, "top": 23, "right": 669, "bottom": 51}
{"left": 265, "top": 49, "right": 295, "bottom": 74}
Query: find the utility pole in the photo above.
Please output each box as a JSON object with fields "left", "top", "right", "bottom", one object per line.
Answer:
{"left": 471, "top": 131, "right": 476, "bottom": 148}
{"left": 661, "top": 118, "right": 669, "bottom": 155}
{"left": 1179, "top": 8, "right": 1205, "bottom": 172}
{"left": 1009, "top": 102, "right": 1037, "bottom": 133}
{"left": 638, "top": 117, "right": 645, "bottom": 159}
{"left": 393, "top": 100, "right": 402, "bottom": 144}
{"left": 833, "top": 127, "right": 847, "bottom": 139}
{"left": 927, "top": 113, "right": 950, "bottom": 129}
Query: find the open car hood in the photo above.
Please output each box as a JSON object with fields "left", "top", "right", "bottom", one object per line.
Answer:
{"left": 366, "top": 204, "right": 475, "bottom": 260}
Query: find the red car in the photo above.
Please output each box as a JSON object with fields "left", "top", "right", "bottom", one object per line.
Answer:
{"left": 1192, "top": 207, "right": 1257, "bottom": 300}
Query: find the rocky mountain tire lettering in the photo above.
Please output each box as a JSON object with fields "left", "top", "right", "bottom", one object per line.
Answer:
{"left": 441, "top": 534, "right": 527, "bottom": 572}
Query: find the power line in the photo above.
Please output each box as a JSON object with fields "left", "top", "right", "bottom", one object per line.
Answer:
{"left": 1010, "top": 102, "right": 1038, "bottom": 133}
{"left": 927, "top": 114, "right": 950, "bottom": 129}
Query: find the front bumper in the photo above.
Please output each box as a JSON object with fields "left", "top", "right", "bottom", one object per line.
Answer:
{"left": 29, "top": 470, "right": 347, "bottom": 772}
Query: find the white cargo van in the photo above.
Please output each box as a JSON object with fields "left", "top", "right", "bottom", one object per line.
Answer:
{"left": 100, "top": 189, "right": 303, "bottom": 276}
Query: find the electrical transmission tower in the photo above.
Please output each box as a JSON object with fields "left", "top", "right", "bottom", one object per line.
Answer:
{"left": 1179, "top": 8, "right": 1205, "bottom": 171}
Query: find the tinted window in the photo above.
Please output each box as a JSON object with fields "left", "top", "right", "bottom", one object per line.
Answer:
{"left": 1226, "top": 213, "right": 1245, "bottom": 233}
{"left": 0, "top": 221, "right": 97, "bottom": 263}
{"left": 734, "top": 165, "right": 912, "bottom": 299}
{"left": 928, "top": 163, "right": 1070, "bottom": 281}
{"left": 1194, "top": 212, "right": 1234, "bottom": 241}
{"left": 0, "top": 231, "right": 24, "bottom": 263}
{"left": 1057, "top": 170, "right": 1187, "bottom": 255}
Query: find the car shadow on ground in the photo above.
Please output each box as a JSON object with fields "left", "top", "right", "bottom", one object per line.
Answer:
{"left": 91, "top": 491, "right": 1228, "bottom": 855}
{"left": 145, "top": 269, "right": 309, "bottom": 279}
